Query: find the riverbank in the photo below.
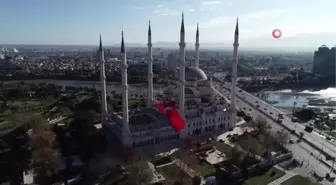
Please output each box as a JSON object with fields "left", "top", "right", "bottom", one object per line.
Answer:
{"left": 2, "top": 79, "right": 166, "bottom": 93}
{"left": 257, "top": 87, "right": 336, "bottom": 112}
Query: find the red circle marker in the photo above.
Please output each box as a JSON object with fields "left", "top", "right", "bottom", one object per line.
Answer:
{"left": 272, "top": 29, "right": 282, "bottom": 39}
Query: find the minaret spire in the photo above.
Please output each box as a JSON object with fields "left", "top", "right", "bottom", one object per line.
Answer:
{"left": 180, "top": 12, "right": 185, "bottom": 34}
{"left": 98, "top": 35, "right": 108, "bottom": 122}
{"left": 194, "top": 23, "right": 200, "bottom": 68}
{"left": 121, "top": 30, "right": 125, "bottom": 53}
{"left": 179, "top": 12, "right": 186, "bottom": 121}
{"left": 148, "top": 20, "right": 151, "bottom": 36}
{"left": 230, "top": 17, "right": 239, "bottom": 129}
{"left": 99, "top": 34, "right": 103, "bottom": 51}
{"left": 147, "top": 20, "right": 153, "bottom": 107}
{"left": 120, "top": 31, "right": 131, "bottom": 146}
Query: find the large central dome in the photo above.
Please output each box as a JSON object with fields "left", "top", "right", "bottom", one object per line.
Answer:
{"left": 185, "top": 66, "right": 208, "bottom": 81}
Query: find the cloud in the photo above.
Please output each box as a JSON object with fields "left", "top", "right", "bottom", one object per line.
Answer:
{"left": 201, "top": 1, "right": 221, "bottom": 5}
{"left": 152, "top": 8, "right": 179, "bottom": 16}
{"left": 130, "top": 6, "right": 143, "bottom": 10}
{"left": 187, "top": 8, "right": 291, "bottom": 30}
{"left": 199, "top": 7, "right": 213, "bottom": 11}
{"left": 244, "top": 9, "right": 290, "bottom": 20}
{"left": 189, "top": 8, "right": 195, "bottom": 12}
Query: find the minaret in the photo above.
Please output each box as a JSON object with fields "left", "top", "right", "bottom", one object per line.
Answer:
{"left": 99, "top": 35, "right": 108, "bottom": 121}
{"left": 147, "top": 21, "right": 154, "bottom": 107}
{"left": 120, "top": 31, "right": 131, "bottom": 145}
{"left": 179, "top": 13, "right": 186, "bottom": 118}
{"left": 230, "top": 18, "right": 239, "bottom": 128}
{"left": 194, "top": 23, "right": 200, "bottom": 68}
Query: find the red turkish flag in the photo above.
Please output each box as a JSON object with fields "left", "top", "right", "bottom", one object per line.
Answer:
{"left": 155, "top": 101, "right": 185, "bottom": 132}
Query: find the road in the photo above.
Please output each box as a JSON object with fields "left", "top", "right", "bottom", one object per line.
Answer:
{"left": 215, "top": 81, "right": 336, "bottom": 159}
{"left": 212, "top": 80, "right": 336, "bottom": 184}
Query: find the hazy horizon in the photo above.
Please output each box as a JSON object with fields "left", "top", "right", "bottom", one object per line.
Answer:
{"left": 0, "top": 42, "right": 329, "bottom": 52}
{"left": 0, "top": 0, "right": 335, "bottom": 48}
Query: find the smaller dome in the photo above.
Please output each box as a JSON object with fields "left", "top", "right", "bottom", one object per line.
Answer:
{"left": 185, "top": 88, "right": 194, "bottom": 95}
{"left": 185, "top": 66, "right": 208, "bottom": 81}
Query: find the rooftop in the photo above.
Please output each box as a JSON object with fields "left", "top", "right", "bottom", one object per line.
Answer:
{"left": 110, "top": 107, "right": 171, "bottom": 132}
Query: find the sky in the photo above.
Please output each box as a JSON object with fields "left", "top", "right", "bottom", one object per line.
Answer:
{"left": 0, "top": 0, "right": 335, "bottom": 49}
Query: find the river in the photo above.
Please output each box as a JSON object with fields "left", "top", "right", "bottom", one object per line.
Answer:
{"left": 2, "top": 79, "right": 165, "bottom": 93}
{"left": 3, "top": 80, "right": 335, "bottom": 111}
{"left": 257, "top": 87, "right": 336, "bottom": 110}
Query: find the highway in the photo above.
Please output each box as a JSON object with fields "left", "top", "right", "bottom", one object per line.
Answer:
{"left": 212, "top": 80, "right": 336, "bottom": 184}
{"left": 216, "top": 81, "right": 336, "bottom": 159}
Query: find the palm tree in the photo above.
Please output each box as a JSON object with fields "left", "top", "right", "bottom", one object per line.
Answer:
{"left": 330, "top": 159, "right": 335, "bottom": 174}
{"left": 292, "top": 101, "right": 297, "bottom": 114}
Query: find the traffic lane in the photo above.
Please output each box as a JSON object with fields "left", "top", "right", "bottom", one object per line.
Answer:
{"left": 291, "top": 144, "right": 336, "bottom": 185}
{"left": 290, "top": 144, "right": 336, "bottom": 185}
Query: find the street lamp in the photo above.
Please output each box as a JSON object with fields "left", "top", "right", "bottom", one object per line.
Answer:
{"left": 305, "top": 152, "right": 314, "bottom": 168}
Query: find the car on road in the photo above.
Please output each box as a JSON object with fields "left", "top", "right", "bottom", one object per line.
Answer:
{"left": 304, "top": 125, "right": 313, "bottom": 133}
{"left": 278, "top": 113, "right": 284, "bottom": 119}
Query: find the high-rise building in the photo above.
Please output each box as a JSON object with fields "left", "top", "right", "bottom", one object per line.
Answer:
{"left": 167, "top": 53, "right": 177, "bottom": 72}
{"left": 313, "top": 45, "right": 335, "bottom": 80}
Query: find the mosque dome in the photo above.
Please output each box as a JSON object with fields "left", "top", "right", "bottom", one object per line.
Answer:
{"left": 185, "top": 66, "right": 208, "bottom": 81}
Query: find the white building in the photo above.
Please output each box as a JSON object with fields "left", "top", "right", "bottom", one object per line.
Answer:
{"left": 102, "top": 14, "right": 240, "bottom": 151}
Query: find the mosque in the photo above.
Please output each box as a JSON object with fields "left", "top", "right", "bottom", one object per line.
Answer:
{"left": 100, "top": 14, "right": 240, "bottom": 150}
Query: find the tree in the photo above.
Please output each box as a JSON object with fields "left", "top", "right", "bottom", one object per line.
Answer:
{"left": 240, "top": 135, "right": 258, "bottom": 158}
{"left": 243, "top": 115, "right": 252, "bottom": 122}
{"left": 294, "top": 109, "right": 316, "bottom": 122}
{"left": 255, "top": 117, "right": 269, "bottom": 134}
{"left": 261, "top": 133, "right": 275, "bottom": 153}
{"left": 237, "top": 110, "right": 246, "bottom": 117}
{"left": 88, "top": 154, "right": 120, "bottom": 178}
{"left": 174, "top": 148, "right": 191, "bottom": 184}
{"left": 124, "top": 154, "right": 153, "bottom": 185}
{"left": 192, "top": 176, "right": 202, "bottom": 185}
{"left": 247, "top": 116, "right": 269, "bottom": 135}
{"left": 29, "top": 115, "right": 58, "bottom": 181}
{"left": 228, "top": 147, "right": 242, "bottom": 165}
{"left": 274, "top": 130, "right": 290, "bottom": 147}
{"left": 299, "top": 132, "right": 304, "bottom": 141}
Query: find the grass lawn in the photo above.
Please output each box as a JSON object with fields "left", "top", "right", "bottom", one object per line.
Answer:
{"left": 281, "top": 175, "right": 321, "bottom": 185}
{"left": 243, "top": 167, "right": 285, "bottom": 185}
{"left": 76, "top": 93, "right": 93, "bottom": 102}
{"left": 157, "top": 164, "right": 193, "bottom": 185}
{"left": 172, "top": 149, "right": 216, "bottom": 177}
{"left": 215, "top": 141, "right": 234, "bottom": 154}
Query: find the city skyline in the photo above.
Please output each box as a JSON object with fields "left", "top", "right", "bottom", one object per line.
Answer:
{"left": 0, "top": 0, "right": 335, "bottom": 49}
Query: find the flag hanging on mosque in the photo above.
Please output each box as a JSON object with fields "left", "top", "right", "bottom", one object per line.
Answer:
{"left": 155, "top": 101, "right": 185, "bottom": 132}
